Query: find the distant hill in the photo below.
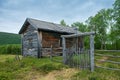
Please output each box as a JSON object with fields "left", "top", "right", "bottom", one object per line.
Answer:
{"left": 0, "top": 32, "right": 21, "bottom": 45}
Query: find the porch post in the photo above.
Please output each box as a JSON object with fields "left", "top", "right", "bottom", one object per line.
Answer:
{"left": 62, "top": 37, "right": 67, "bottom": 64}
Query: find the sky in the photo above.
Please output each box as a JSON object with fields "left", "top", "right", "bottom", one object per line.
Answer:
{"left": 0, "top": 0, "right": 114, "bottom": 33}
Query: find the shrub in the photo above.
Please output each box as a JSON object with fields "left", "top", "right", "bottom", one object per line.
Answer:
{"left": 0, "top": 44, "right": 21, "bottom": 54}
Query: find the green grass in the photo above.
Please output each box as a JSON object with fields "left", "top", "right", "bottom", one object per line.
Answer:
{"left": 0, "top": 51, "right": 120, "bottom": 80}
{"left": 72, "top": 53, "right": 90, "bottom": 64}
{"left": 0, "top": 55, "right": 68, "bottom": 80}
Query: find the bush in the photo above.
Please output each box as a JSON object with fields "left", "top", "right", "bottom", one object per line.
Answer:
{"left": 0, "top": 44, "right": 21, "bottom": 54}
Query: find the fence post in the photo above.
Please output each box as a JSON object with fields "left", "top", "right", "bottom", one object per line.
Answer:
{"left": 90, "top": 34, "right": 94, "bottom": 72}
{"left": 50, "top": 45, "right": 53, "bottom": 60}
{"left": 62, "top": 37, "right": 66, "bottom": 64}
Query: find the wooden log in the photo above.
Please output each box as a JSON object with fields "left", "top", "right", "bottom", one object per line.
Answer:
{"left": 95, "top": 54, "right": 120, "bottom": 58}
{"left": 90, "top": 34, "right": 94, "bottom": 72}
{"left": 61, "top": 32, "right": 95, "bottom": 38}
{"left": 62, "top": 37, "right": 67, "bottom": 64}
{"left": 95, "top": 59, "right": 120, "bottom": 64}
{"left": 96, "top": 65, "right": 120, "bottom": 71}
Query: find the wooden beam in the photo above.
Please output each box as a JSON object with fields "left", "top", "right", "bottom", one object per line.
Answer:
{"left": 95, "top": 54, "right": 120, "bottom": 58}
{"left": 62, "top": 37, "right": 67, "bottom": 64}
{"left": 90, "top": 34, "right": 94, "bottom": 72}
{"left": 61, "top": 32, "right": 95, "bottom": 38}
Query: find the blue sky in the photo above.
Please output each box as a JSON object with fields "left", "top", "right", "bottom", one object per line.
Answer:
{"left": 0, "top": 0, "right": 114, "bottom": 33}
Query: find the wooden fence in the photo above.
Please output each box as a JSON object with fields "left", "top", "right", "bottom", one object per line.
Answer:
{"left": 50, "top": 47, "right": 91, "bottom": 69}
{"left": 95, "top": 53, "right": 120, "bottom": 71}
{"left": 65, "top": 49, "right": 91, "bottom": 69}
{"left": 50, "top": 47, "right": 63, "bottom": 63}
{"left": 61, "top": 32, "right": 95, "bottom": 71}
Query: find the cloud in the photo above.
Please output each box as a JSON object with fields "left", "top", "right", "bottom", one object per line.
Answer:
{"left": 0, "top": 0, "right": 114, "bottom": 33}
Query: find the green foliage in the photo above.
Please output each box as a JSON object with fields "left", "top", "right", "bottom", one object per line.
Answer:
{"left": 0, "top": 44, "right": 21, "bottom": 54}
{"left": 67, "top": 0, "right": 119, "bottom": 50}
{"left": 0, "top": 32, "right": 21, "bottom": 45}
{"left": 71, "top": 22, "right": 88, "bottom": 32}
{"left": 60, "top": 19, "right": 67, "bottom": 26}
{"left": 113, "top": 0, "right": 120, "bottom": 29}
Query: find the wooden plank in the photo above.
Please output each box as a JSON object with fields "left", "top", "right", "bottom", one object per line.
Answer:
{"left": 90, "top": 34, "right": 94, "bottom": 72}
{"left": 61, "top": 32, "right": 95, "bottom": 38}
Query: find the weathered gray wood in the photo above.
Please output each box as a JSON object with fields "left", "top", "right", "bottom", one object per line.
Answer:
{"left": 61, "top": 32, "right": 95, "bottom": 38}
{"left": 37, "top": 31, "right": 42, "bottom": 58}
{"left": 96, "top": 66, "right": 120, "bottom": 71}
{"left": 90, "top": 34, "right": 94, "bottom": 72}
{"left": 96, "top": 50, "right": 120, "bottom": 52}
{"left": 96, "top": 59, "right": 120, "bottom": 64}
{"left": 62, "top": 37, "right": 66, "bottom": 64}
{"left": 61, "top": 32, "right": 94, "bottom": 70}
{"left": 95, "top": 54, "right": 120, "bottom": 58}
{"left": 22, "top": 25, "right": 38, "bottom": 57}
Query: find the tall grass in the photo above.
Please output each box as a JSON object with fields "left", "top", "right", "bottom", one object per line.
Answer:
{"left": 0, "top": 44, "right": 21, "bottom": 54}
{"left": 0, "top": 56, "right": 68, "bottom": 80}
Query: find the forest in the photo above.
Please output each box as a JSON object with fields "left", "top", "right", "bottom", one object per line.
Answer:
{"left": 60, "top": 0, "right": 120, "bottom": 50}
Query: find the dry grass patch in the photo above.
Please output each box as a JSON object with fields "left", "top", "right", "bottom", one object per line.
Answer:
{"left": 39, "top": 68, "right": 79, "bottom": 80}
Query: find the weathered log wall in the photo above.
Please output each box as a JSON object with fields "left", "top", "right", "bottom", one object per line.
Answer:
{"left": 21, "top": 24, "right": 84, "bottom": 57}
{"left": 42, "top": 31, "right": 61, "bottom": 48}
{"left": 66, "top": 37, "right": 83, "bottom": 48}
{"left": 22, "top": 25, "right": 38, "bottom": 57}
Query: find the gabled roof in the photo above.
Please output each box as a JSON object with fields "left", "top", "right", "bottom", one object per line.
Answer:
{"left": 19, "top": 18, "right": 79, "bottom": 34}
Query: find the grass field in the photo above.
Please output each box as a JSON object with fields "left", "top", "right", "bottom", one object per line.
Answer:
{"left": 0, "top": 51, "right": 120, "bottom": 80}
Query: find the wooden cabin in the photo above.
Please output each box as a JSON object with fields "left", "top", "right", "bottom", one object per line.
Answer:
{"left": 19, "top": 18, "right": 83, "bottom": 58}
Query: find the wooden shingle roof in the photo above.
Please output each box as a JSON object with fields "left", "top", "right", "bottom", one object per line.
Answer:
{"left": 19, "top": 18, "right": 79, "bottom": 34}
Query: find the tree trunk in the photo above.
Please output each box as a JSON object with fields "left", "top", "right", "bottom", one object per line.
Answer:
{"left": 101, "top": 39, "right": 103, "bottom": 50}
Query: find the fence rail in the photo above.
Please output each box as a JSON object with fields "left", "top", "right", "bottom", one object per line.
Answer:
{"left": 50, "top": 47, "right": 63, "bottom": 63}
{"left": 95, "top": 59, "right": 120, "bottom": 64}
{"left": 95, "top": 54, "right": 120, "bottom": 58}
{"left": 95, "top": 66, "right": 120, "bottom": 71}
{"left": 96, "top": 50, "right": 120, "bottom": 52}
{"left": 95, "top": 53, "right": 120, "bottom": 71}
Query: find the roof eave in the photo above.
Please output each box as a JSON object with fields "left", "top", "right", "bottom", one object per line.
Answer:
{"left": 18, "top": 18, "right": 29, "bottom": 34}
{"left": 37, "top": 28, "right": 74, "bottom": 34}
